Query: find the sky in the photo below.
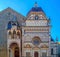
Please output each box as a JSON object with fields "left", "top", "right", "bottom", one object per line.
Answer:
{"left": 0, "top": 0, "right": 60, "bottom": 41}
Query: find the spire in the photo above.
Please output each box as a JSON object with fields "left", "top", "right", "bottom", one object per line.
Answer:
{"left": 34, "top": 2, "right": 38, "bottom": 7}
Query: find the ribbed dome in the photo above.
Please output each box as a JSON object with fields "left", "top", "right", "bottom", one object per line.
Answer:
{"left": 29, "top": 7, "right": 43, "bottom": 12}
{"left": 27, "top": 2, "right": 44, "bottom": 15}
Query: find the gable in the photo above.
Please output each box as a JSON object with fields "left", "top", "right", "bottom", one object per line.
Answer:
{"left": 0, "top": 7, "right": 26, "bottom": 48}
{"left": 0, "top": 7, "right": 26, "bottom": 26}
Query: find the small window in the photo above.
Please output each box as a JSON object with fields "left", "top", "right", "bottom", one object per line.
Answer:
{"left": 51, "top": 48, "right": 53, "bottom": 55}
{"left": 9, "top": 31, "right": 11, "bottom": 35}
{"left": 42, "top": 52, "right": 47, "bottom": 57}
{"left": 35, "top": 15, "right": 39, "bottom": 20}
{"left": 26, "top": 52, "right": 30, "bottom": 57}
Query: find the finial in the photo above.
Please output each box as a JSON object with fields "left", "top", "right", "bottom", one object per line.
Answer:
{"left": 34, "top": 2, "right": 38, "bottom": 7}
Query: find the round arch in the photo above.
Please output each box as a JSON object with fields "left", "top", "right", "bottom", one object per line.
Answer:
{"left": 24, "top": 44, "right": 31, "bottom": 48}
{"left": 32, "top": 36, "right": 41, "bottom": 41}
{"left": 9, "top": 43, "right": 20, "bottom": 57}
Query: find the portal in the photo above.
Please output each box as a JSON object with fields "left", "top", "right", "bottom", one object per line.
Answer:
{"left": 34, "top": 52, "right": 38, "bottom": 57}
{"left": 9, "top": 43, "right": 20, "bottom": 57}
{"left": 14, "top": 47, "right": 19, "bottom": 57}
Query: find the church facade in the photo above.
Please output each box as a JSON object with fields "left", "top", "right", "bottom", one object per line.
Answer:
{"left": 0, "top": 3, "right": 58, "bottom": 57}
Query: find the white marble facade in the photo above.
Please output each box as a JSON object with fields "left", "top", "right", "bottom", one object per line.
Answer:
{"left": 0, "top": 2, "right": 58, "bottom": 57}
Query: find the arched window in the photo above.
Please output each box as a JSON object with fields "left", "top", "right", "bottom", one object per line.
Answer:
{"left": 17, "top": 31, "right": 20, "bottom": 36}
{"left": 35, "top": 15, "right": 39, "bottom": 20}
{"left": 17, "top": 31, "right": 20, "bottom": 38}
{"left": 13, "top": 30, "right": 16, "bottom": 34}
{"left": 9, "top": 31, "right": 11, "bottom": 35}
{"left": 12, "top": 30, "right": 16, "bottom": 38}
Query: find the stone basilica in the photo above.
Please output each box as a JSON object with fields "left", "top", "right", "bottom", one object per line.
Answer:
{"left": 0, "top": 2, "right": 58, "bottom": 57}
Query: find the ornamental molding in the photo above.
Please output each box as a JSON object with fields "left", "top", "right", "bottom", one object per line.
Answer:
{"left": 40, "top": 44, "right": 49, "bottom": 48}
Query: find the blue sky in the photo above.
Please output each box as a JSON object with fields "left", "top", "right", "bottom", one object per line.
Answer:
{"left": 0, "top": 0, "right": 60, "bottom": 41}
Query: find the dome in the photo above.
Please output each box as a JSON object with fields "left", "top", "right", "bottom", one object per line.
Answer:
{"left": 29, "top": 7, "right": 43, "bottom": 12}
{"left": 27, "top": 2, "right": 44, "bottom": 15}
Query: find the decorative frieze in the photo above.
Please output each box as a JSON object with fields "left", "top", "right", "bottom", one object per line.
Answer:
{"left": 24, "top": 28, "right": 49, "bottom": 33}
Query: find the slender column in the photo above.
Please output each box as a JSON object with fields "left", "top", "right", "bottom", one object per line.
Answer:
{"left": 9, "top": 49, "right": 13, "bottom": 57}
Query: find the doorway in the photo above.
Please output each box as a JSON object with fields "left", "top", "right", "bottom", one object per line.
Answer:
{"left": 9, "top": 43, "right": 20, "bottom": 57}
{"left": 14, "top": 47, "right": 19, "bottom": 57}
{"left": 34, "top": 52, "right": 38, "bottom": 57}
